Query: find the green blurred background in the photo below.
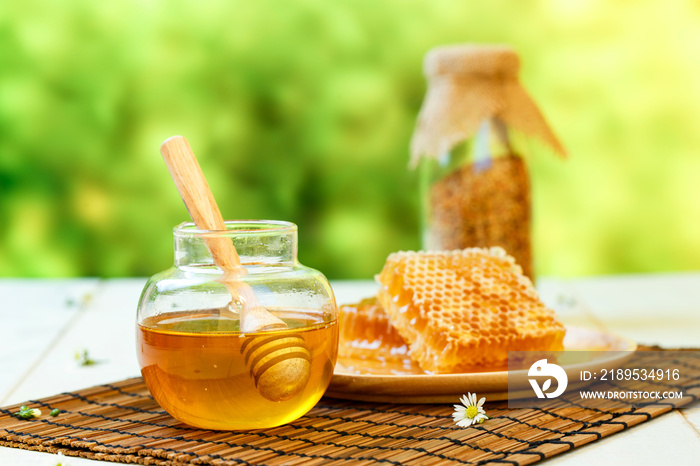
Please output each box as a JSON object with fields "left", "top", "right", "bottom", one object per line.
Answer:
{"left": 1, "top": 0, "right": 700, "bottom": 279}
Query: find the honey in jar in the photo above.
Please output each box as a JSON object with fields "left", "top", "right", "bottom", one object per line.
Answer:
{"left": 138, "top": 308, "right": 337, "bottom": 430}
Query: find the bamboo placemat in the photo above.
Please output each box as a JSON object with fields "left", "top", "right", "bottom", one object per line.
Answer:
{"left": 1, "top": 348, "right": 698, "bottom": 466}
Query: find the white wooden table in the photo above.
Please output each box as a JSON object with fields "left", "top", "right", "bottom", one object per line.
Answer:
{"left": 1, "top": 276, "right": 699, "bottom": 465}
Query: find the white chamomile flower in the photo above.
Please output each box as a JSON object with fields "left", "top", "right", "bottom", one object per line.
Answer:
{"left": 452, "top": 392, "right": 488, "bottom": 427}
{"left": 42, "top": 451, "right": 70, "bottom": 466}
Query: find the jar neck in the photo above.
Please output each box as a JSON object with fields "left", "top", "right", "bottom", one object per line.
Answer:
{"left": 173, "top": 220, "right": 298, "bottom": 270}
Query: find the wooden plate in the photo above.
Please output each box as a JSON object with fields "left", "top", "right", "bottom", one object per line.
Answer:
{"left": 326, "top": 326, "right": 637, "bottom": 403}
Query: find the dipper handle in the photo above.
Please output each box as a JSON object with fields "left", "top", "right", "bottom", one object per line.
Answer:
{"left": 160, "top": 136, "right": 242, "bottom": 272}
{"left": 160, "top": 135, "right": 286, "bottom": 332}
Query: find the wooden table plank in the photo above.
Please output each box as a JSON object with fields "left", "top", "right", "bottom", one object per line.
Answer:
{"left": 0, "top": 279, "right": 100, "bottom": 405}
{"left": 569, "top": 273, "right": 700, "bottom": 347}
{"left": 3, "top": 279, "right": 145, "bottom": 406}
{"left": 0, "top": 447, "right": 100, "bottom": 465}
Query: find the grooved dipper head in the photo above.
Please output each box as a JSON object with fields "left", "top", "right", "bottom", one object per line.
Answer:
{"left": 241, "top": 334, "right": 311, "bottom": 401}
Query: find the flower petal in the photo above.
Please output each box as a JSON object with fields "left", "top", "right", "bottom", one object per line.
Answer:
{"left": 477, "top": 397, "right": 485, "bottom": 408}
{"left": 453, "top": 404, "right": 466, "bottom": 422}
{"left": 457, "top": 418, "right": 474, "bottom": 428}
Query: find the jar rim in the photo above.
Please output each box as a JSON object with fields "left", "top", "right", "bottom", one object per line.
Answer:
{"left": 173, "top": 220, "right": 297, "bottom": 236}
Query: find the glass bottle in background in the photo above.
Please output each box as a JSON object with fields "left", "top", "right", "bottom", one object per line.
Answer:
{"left": 411, "top": 45, "right": 566, "bottom": 280}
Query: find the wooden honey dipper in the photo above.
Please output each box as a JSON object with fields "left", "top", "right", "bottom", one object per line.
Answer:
{"left": 160, "top": 135, "right": 311, "bottom": 402}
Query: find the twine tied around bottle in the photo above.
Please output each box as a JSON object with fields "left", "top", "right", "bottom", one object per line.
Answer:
{"left": 409, "top": 44, "right": 566, "bottom": 168}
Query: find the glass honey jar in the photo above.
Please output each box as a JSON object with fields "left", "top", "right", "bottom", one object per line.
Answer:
{"left": 136, "top": 220, "right": 338, "bottom": 430}
{"left": 411, "top": 44, "right": 566, "bottom": 280}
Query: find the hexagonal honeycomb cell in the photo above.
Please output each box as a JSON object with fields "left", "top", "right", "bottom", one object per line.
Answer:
{"left": 376, "top": 247, "right": 565, "bottom": 373}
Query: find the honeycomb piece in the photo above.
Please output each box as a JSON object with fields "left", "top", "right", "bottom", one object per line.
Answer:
{"left": 376, "top": 247, "right": 565, "bottom": 373}
{"left": 338, "top": 297, "right": 408, "bottom": 360}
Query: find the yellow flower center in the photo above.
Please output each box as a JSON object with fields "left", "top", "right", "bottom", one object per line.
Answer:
{"left": 466, "top": 405, "right": 479, "bottom": 419}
